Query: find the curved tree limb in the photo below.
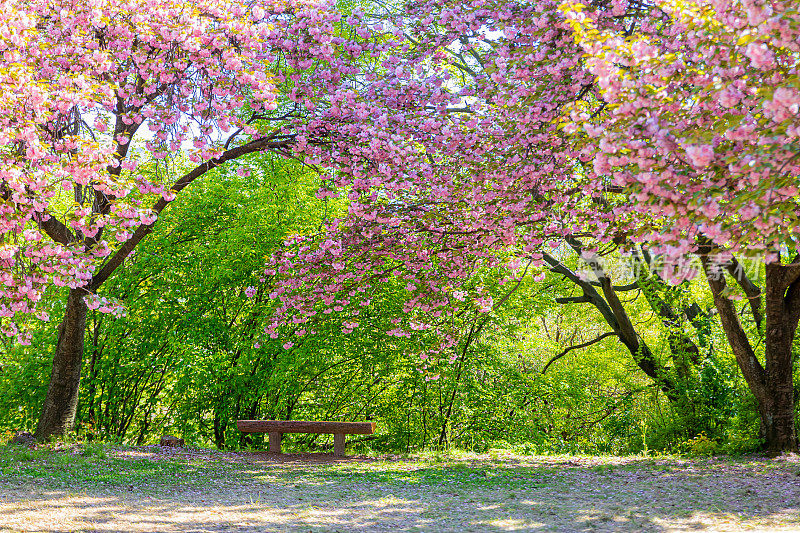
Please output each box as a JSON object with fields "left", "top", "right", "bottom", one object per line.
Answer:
{"left": 547, "top": 240, "right": 678, "bottom": 399}
{"left": 700, "top": 255, "right": 767, "bottom": 398}
{"left": 89, "top": 136, "right": 294, "bottom": 291}
{"left": 696, "top": 237, "right": 763, "bottom": 329}
{"left": 541, "top": 331, "right": 618, "bottom": 374}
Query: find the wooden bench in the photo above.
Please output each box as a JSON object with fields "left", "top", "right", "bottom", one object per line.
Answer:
{"left": 236, "top": 420, "right": 376, "bottom": 456}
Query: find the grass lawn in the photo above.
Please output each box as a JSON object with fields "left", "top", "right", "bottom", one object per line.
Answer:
{"left": 1, "top": 444, "right": 799, "bottom": 532}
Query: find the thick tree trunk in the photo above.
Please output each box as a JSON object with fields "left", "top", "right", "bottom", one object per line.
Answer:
{"left": 703, "top": 259, "right": 799, "bottom": 452}
{"left": 758, "top": 264, "right": 800, "bottom": 452}
{"left": 34, "top": 289, "right": 88, "bottom": 441}
{"left": 756, "top": 378, "right": 796, "bottom": 452}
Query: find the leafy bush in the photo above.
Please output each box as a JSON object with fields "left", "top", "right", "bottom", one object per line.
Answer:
{"left": 680, "top": 432, "right": 720, "bottom": 457}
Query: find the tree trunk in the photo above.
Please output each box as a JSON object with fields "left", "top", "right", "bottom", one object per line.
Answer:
{"left": 756, "top": 379, "right": 796, "bottom": 452}
{"left": 758, "top": 264, "right": 800, "bottom": 452}
{"left": 214, "top": 411, "right": 227, "bottom": 449}
{"left": 703, "top": 259, "right": 799, "bottom": 452}
{"left": 34, "top": 289, "right": 88, "bottom": 441}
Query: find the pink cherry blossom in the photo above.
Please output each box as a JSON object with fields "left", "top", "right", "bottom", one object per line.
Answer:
{"left": 685, "top": 145, "right": 715, "bottom": 168}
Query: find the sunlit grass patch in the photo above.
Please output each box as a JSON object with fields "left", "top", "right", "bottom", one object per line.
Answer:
{"left": 0, "top": 443, "right": 236, "bottom": 495}
{"left": 2, "top": 445, "right": 800, "bottom": 532}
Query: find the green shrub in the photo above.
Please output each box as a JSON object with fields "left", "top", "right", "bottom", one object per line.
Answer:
{"left": 680, "top": 432, "right": 720, "bottom": 456}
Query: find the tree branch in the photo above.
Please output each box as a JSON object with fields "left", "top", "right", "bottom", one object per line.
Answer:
{"left": 39, "top": 215, "right": 75, "bottom": 246}
{"left": 551, "top": 239, "right": 678, "bottom": 398}
{"left": 555, "top": 295, "right": 591, "bottom": 304}
{"left": 589, "top": 280, "right": 639, "bottom": 291}
{"left": 725, "top": 254, "right": 763, "bottom": 329}
{"left": 697, "top": 237, "right": 763, "bottom": 329}
{"left": 632, "top": 248, "right": 703, "bottom": 369}
{"left": 542, "top": 332, "right": 618, "bottom": 374}
{"left": 783, "top": 253, "right": 800, "bottom": 290}
{"left": 566, "top": 236, "right": 640, "bottom": 349}
{"left": 89, "top": 137, "right": 294, "bottom": 290}
{"left": 700, "top": 255, "right": 766, "bottom": 396}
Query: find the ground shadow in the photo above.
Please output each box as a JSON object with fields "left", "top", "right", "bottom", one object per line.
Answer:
{"left": 1, "top": 449, "right": 799, "bottom": 532}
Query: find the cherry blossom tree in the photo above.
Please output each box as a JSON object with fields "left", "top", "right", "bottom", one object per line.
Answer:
{"left": 563, "top": 0, "right": 800, "bottom": 451}
{"left": 260, "top": 0, "right": 600, "bottom": 358}
{"left": 260, "top": 0, "right": 651, "bottom": 387}
{"left": 262, "top": 0, "right": 800, "bottom": 451}
{"left": 0, "top": 0, "right": 388, "bottom": 440}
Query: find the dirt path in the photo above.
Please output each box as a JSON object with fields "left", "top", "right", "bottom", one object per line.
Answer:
{"left": 1, "top": 448, "right": 800, "bottom": 532}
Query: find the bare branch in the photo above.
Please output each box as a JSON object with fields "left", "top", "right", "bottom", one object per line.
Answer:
{"left": 696, "top": 237, "right": 763, "bottom": 329}
{"left": 39, "top": 215, "right": 75, "bottom": 246}
{"left": 726, "top": 254, "right": 763, "bottom": 329}
{"left": 555, "top": 295, "right": 591, "bottom": 304}
{"left": 700, "top": 255, "right": 766, "bottom": 396}
{"left": 541, "top": 332, "right": 618, "bottom": 374}
{"left": 589, "top": 280, "right": 639, "bottom": 291}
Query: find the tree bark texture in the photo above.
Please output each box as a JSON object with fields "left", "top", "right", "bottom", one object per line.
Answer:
{"left": 759, "top": 263, "right": 800, "bottom": 451}
{"left": 703, "top": 259, "right": 799, "bottom": 452}
{"left": 34, "top": 288, "right": 88, "bottom": 441}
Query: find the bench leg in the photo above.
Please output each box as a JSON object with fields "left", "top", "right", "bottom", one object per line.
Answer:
{"left": 334, "top": 433, "right": 345, "bottom": 456}
{"left": 269, "top": 432, "right": 282, "bottom": 453}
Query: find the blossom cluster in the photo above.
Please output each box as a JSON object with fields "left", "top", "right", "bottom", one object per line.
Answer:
{"left": 0, "top": 0, "right": 387, "bottom": 342}
{"left": 260, "top": 0, "right": 800, "bottom": 363}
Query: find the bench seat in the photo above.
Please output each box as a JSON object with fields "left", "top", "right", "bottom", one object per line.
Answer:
{"left": 236, "top": 420, "right": 376, "bottom": 456}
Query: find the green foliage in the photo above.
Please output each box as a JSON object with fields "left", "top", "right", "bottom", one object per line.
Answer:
{"left": 679, "top": 432, "right": 720, "bottom": 457}
{"left": 0, "top": 154, "right": 774, "bottom": 456}
{"left": 80, "top": 441, "right": 108, "bottom": 460}
{"left": 2, "top": 444, "right": 36, "bottom": 463}
{"left": 0, "top": 308, "right": 61, "bottom": 432}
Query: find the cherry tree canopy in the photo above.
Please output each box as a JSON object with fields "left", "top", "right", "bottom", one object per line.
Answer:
{"left": 0, "top": 0, "right": 390, "bottom": 342}
{"left": 563, "top": 0, "right": 800, "bottom": 267}
{"left": 261, "top": 0, "right": 631, "bottom": 356}
{"left": 262, "top": 0, "right": 800, "bottom": 340}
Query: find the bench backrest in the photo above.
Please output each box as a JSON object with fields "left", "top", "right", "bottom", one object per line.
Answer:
{"left": 236, "top": 420, "right": 375, "bottom": 434}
